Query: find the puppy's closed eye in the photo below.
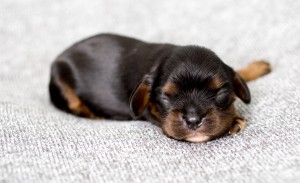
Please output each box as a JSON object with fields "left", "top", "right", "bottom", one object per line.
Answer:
{"left": 216, "top": 88, "right": 233, "bottom": 107}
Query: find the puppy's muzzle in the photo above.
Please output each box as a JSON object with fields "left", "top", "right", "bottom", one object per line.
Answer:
{"left": 183, "top": 108, "right": 206, "bottom": 130}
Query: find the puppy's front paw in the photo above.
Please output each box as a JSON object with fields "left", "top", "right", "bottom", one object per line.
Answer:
{"left": 229, "top": 117, "right": 246, "bottom": 135}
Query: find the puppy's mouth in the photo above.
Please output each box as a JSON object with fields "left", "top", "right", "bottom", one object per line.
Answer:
{"left": 162, "top": 112, "right": 212, "bottom": 143}
{"left": 184, "top": 121, "right": 211, "bottom": 143}
{"left": 163, "top": 122, "right": 211, "bottom": 143}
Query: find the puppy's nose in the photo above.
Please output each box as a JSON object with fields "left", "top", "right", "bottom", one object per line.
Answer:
{"left": 184, "top": 115, "right": 202, "bottom": 129}
{"left": 186, "top": 116, "right": 200, "bottom": 124}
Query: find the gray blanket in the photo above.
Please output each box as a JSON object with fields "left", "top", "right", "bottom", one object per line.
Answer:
{"left": 1, "top": 0, "right": 300, "bottom": 182}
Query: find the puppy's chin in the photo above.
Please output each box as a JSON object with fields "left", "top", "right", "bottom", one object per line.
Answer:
{"left": 185, "top": 133, "right": 210, "bottom": 143}
{"left": 162, "top": 125, "right": 211, "bottom": 143}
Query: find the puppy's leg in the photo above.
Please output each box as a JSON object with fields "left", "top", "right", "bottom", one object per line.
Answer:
{"left": 237, "top": 60, "right": 271, "bottom": 82}
{"left": 49, "top": 61, "right": 99, "bottom": 119}
{"left": 50, "top": 78, "right": 99, "bottom": 119}
{"left": 58, "top": 80, "right": 98, "bottom": 119}
{"left": 229, "top": 117, "right": 246, "bottom": 135}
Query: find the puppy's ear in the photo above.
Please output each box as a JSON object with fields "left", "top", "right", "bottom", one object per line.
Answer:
{"left": 129, "top": 75, "right": 153, "bottom": 118}
{"left": 233, "top": 73, "right": 251, "bottom": 104}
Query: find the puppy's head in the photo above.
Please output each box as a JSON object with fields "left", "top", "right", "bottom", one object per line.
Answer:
{"left": 130, "top": 46, "right": 250, "bottom": 142}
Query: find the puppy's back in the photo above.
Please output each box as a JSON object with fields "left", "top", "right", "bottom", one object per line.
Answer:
{"left": 49, "top": 34, "right": 167, "bottom": 119}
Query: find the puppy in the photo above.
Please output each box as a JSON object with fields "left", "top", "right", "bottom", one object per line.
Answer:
{"left": 49, "top": 33, "right": 271, "bottom": 142}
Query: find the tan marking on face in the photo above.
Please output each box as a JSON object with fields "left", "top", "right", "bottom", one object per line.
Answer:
{"left": 209, "top": 77, "right": 223, "bottom": 89}
{"left": 237, "top": 60, "right": 271, "bottom": 82}
{"left": 162, "top": 111, "right": 188, "bottom": 140}
{"left": 162, "top": 82, "right": 177, "bottom": 95}
{"left": 59, "top": 80, "right": 99, "bottom": 119}
{"left": 200, "top": 106, "right": 236, "bottom": 137}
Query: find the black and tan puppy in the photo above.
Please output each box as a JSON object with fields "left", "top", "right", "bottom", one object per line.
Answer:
{"left": 49, "top": 33, "right": 271, "bottom": 142}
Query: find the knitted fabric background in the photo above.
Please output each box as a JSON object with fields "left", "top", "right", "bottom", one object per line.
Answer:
{"left": 0, "top": 0, "right": 300, "bottom": 182}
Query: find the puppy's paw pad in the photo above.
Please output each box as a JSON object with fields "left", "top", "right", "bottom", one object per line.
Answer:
{"left": 229, "top": 118, "right": 246, "bottom": 135}
{"left": 249, "top": 60, "right": 272, "bottom": 76}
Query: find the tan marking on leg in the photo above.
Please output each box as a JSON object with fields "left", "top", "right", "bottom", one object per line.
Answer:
{"left": 237, "top": 60, "right": 271, "bottom": 82}
{"left": 229, "top": 117, "right": 246, "bottom": 135}
{"left": 58, "top": 80, "right": 99, "bottom": 119}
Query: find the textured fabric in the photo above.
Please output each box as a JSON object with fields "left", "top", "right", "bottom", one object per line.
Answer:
{"left": 1, "top": 0, "right": 300, "bottom": 182}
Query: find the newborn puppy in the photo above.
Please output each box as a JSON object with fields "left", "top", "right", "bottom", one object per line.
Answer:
{"left": 49, "top": 33, "right": 271, "bottom": 142}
